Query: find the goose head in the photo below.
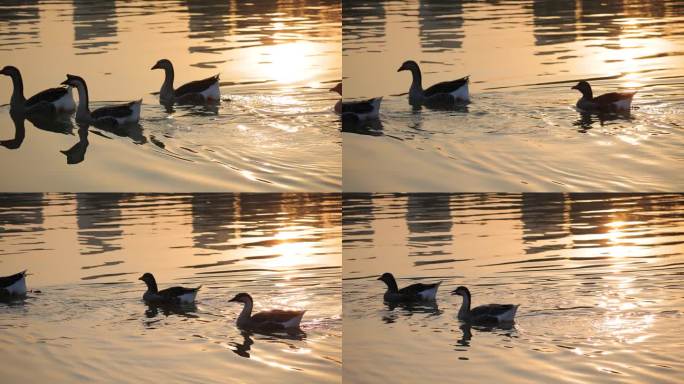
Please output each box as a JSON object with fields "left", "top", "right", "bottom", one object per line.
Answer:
{"left": 0, "top": 65, "right": 20, "bottom": 77}
{"left": 151, "top": 59, "right": 173, "bottom": 71}
{"left": 451, "top": 286, "right": 470, "bottom": 297}
{"left": 329, "top": 82, "right": 342, "bottom": 95}
{"left": 61, "top": 74, "right": 86, "bottom": 88}
{"left": 138, "top": 272, "right": 156, "bottom": 285}
{"left": 229, "top": 292, "right": 253, "bottom": 304}
{"left": 397, "top": 60, "right": 420, "bottom": 73}
{"left": 571, "top": 80, "right": 592, "bottom": 98}
{"left": 377, "top": 272, "right": 396, "bottom": 285}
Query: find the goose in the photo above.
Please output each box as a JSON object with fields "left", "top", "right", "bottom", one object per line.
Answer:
{"left": 397, "top": 60, "right": 469, "bottom": 107}
{"left": 61, "top": 75, "right": 141, "bottom": 125}
{"left": 572, "top": 80, "right": 636, "bottom": 112}
{"left": 377, "top": 272, "right": 441, "bottom": 302}
{"left": 1, "top": 66, "right": 75, "bottom": 115}
{"left": 138, "top": 272, "right": 200, "bottom": 304}
{"left": 330, "top": 82, "right": 382, "bottom": 119}
{"left": 451, "top": 286, "right": 519, "bottom": 324}
{"left": 0, "top": 270, "right": 27, "bottom": 296}
{"left": 151, "top": 59, "right": 220, "bottom": 104}
{"left": 229, "top": 292, "right": 306, "bottom": 330}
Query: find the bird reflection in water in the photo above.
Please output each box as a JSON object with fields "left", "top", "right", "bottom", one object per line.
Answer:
{"left": 61, "top": 123, "right": 89, "bottom": 164}
{"left": 1, "top": 110, "right": 26, "bottom": 149}
{"left": 573, "top": 110, "right": 633, "bottom": 133}
{"left": 143, "top": 302, "right": 199, "bottom": 325}
{"left": 230, "top": 329, "right": 307, "bottom": 359}
{"left": 382, "top": 301, "right": 441, "bottom": 324}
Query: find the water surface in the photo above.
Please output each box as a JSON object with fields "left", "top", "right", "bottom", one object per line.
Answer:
{"left": 343, "top": 1, "right": 684, "bottom": 191}
{"left": 0, "top": 193, "right": 341, "bottom": 384}
{"left": 343, "top": 193, "right": 684, "bottom": 383}
{"left": 0, "top": 1, "right": 341, "bottom": 191}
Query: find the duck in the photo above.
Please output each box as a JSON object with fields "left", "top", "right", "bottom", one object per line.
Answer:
{"left": 228, "top": 292, "right": 306, "bottom": 330}
{"left": 451, "top": 286, "right": 519, "bottom": 324}
{"left": 571, "top": 80, "right": 636, "bottom": 112}
{"left": 397, "top": 60, "right": 469, "bottom": 107}
{"left": 151, "top": 59, "right": 220, "bottom": 105}
{"left": 0, "top": 66, "right": 75, "bottom": 115}
{"left": 377, "top": 272, "right": 441, "bottom": 302}
{"left": 138, "top": 272, "right": 200, "bottom": 304}
{"left": 0, "top": 270, "right": 27, "bottom": 296}
{"left": 61, "top": 74, "right": 141, "bottom": 125}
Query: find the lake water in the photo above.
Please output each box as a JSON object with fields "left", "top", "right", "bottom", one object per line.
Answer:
{"left": 343, "top": 193, "right": 684, "bottom": 383}
{"left": 0, "top": 193, "right": 341, "bottom": 384}
{"left": 343, "top": 0, "right": 684, "bottom": 191}
{"left": 0, "top": 1, "right": 341, "bottom": 192}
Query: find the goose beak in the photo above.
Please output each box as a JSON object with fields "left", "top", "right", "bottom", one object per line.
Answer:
{"left": 571, "top": 84, "right": 578, "bottom": 90}
{"left": 60, "top": 79, "right": 70, "bottom": 86}
{"left": 137, "top": 275, "right": 144, "bottom": 281}
{"left": 397, "top": 65, "right": 404, "bottom": 72}
{"left": 450, "top": 289, "right": 460, "bottom": 295}
{"left": 376, "top": 276, "right": 383, "bottom": 281}
{"left": 151, "top": 63, "right": 159, "bottom": 70}
{"left": 228, "top": 297, "right": 237, "bottom": 302}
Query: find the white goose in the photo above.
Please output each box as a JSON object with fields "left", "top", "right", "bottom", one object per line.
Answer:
{"left": 1, "top": 66, "right": 75, "bottom": 115}
{"left": 151, "top": 59, "right": 220, "bottom": 105}
{"left": 0, "top": 270, "right": 27, "bottom": 296}
{"left": 229, "top": 293, "right": 306, "bottom": 330}
{"left": 398, "top": 60, "right": 469, "bottom": 107}
{"left": 61, "top": 74, "right": 141, "bottom": 125}
{"left": 452, "top": 286, "right": 519, "bottom": 324}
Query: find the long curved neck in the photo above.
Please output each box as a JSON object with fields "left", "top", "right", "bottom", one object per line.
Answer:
{"left": 458, "top": 292, "right": 471, "bottom": 319}
{"left": 237, "top": 300, "right": 253, "bottom": 325}
{"left": 160, "top": 67, "right": 175, "bottom": 100}
{"left": 9, "top": 73, "right": 26, "bottom": 107}
{"left": 409, "top": 67, "right": 423, "bottom": 93}
{"left": 144, "top": 278, "right": 158, "bottom": 294}
{"left": 73, "top": 81, "right": 91, "bottom": 121}
{"left": 384, "top": 277, "right": 399, "bottom": 293}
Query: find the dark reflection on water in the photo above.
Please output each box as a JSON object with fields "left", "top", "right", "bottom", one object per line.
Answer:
{"left": 73, "top": 0, "right": 118, "bottom": 55}
{"left": 76, "top": 193, "right": 125, "bottom": 255}
{"left": 344, "top": 193, "right": 684, "bottom": 383}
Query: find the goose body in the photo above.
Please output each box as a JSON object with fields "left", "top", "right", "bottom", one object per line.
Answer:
{"left": 62, "top": 74, "right": 141, "bottom": 125}
{"left": 229, "top": 293, "right": 306, "bottom": 330}
{"left": 1, "top": 66, "right": 75, "bottom": 115}
{"left": 0, "top": 270, "right": 27, "bottom": 296}
{"left": 572, "top": 80, "right": 635, "bottom": 112}
{"left": 452, "top": 286, "right": 518, "bottom": 324}
{"left": 330, "top": 82, "right": 382, "bottom": 120}
{"left": 138, "top": 272, "right": 200, "bottom": 304}
{"left": 152, "top": 59, "right": 220, "bottom": 104}
{"left": 398, "top": 60, "right": 470, "bottom": 107}
{"left": 378, "top": 272, "right": 441, "bottom": 302}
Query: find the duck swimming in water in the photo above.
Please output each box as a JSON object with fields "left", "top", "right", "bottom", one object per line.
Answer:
{"left": 61, "top": 74, "right": 141, "bottom": 126}
{"left": 151, "top": 59, "right": 220, "bottom": 105}
{"left": 378, "top": 272, "right": 441, "bottom": 302}
{"left": 1, "top": 66, "right": 75, "bottom": 115}
{"left": 571, "top": 80, "right": 636, "bottom": 113}
{"left": 229, "top": 292, "right": 306, "bottom": 330}
{"left": 330, "top": 82, "right": 382, "bottom": 120}
{"left": 451, "top": 286, "right": 519, "bottom": 324}
{"left": 398, "top": 60, "right": 469, "bottom": 108}
{"left": 138, "top": 272, "right": 200, "bottom": 304}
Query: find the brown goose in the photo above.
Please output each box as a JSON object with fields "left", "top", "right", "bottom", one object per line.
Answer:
{"left": 229, "top": 293, "right": 306, "bottom": 330}
{"left": 378, "top": 272, "right": 441, "bottom": 302}
{"left": 1, "top": 66, "right": 75, "bottom": 115}
{"left": 397, "top": 60, "right": 469, "bottom": 107}
{"left": 572, "top": 80, "right": 636, "bottom": 112}
{"left": 151, "top": 59, "right": 220, "bottom": 105}
{"left": 138, "top": 273, "right": 200, "bottom": 304}
{"left": 451, "top": 286, "right": 519, "bottom": 324}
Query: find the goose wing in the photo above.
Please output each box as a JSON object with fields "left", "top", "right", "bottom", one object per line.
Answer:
{"left": 174, "top": 75, "right": 219, "bottom": 97}
{"left": 593, "top": 92, "right": 635, "bottom": 104}
{"left": 157, "top": 286, "right": 198, "bottom": 298}
{"left": 424, "top": 76, "right": 469, "bottom": 97}
{"left": 251, "top": 309, "right": 305, "bottom": 324}
{"left": 399, "top": 282, "right": 439, "bottom": 296}
{"left": 342, "top": 98, "right": 377, "bottom": 114}
{"left": 25, "top": 87, "right": 68, "bottom": 107}
{"left": 471, "top": 304, "right": 516, "bottom": 318}
{"left": 0, "top": 271, "right": 25, "bottom": 288}
{"left": 91, "top": 101, "right": 138, "bottom": 119}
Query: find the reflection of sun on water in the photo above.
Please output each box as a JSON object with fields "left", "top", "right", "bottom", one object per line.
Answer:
{"left": 266, "top": 228, "right": 316, "bottom": 269}
{"left": 251, "top": 41, "right": 321, "bottom": 84}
